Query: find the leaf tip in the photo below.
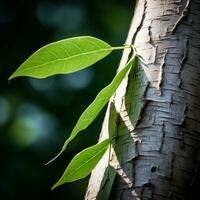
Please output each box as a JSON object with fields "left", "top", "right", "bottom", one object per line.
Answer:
{"left": 8, "top": 70, "right": 21, "bottom": 81}
{"left": 51, "top": 183, "right": 58, "bottom": 191}
{"left": 8, "top": 74, "right": 15, "bottom": 81}
{"left": 51, "top": 179, "right": 64, "bottom": 191}
{"left": 45, "top": 149, "right": 65, "bottom": 165}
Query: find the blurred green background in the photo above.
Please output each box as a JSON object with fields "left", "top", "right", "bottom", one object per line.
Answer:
{"left": 0, "top": 0, "right": 133, "bottom": 199}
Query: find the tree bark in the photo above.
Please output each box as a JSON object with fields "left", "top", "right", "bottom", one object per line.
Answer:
{"left": 85, "top": 0, "right": 200, "bottom": 199}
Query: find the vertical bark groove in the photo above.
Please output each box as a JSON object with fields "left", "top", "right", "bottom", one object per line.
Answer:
{"left": 171, "top": 0, "right": 191, "bottom": 33}
{"left": 86, "top": 0, "right": 200, "bottom": 199}
{"left": 131, "top": 0, "right": 147, "bottom": 45}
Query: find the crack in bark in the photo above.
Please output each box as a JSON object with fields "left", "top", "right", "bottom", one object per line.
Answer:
{"left": 171, "top": 0, "right": 191, "bottom": 33}
{"left": 131, "top": 0, "right": 147, "bottom": 44}
{"left": 132, "top": 81, "right": 150, "bottom": 129}
{"left": 148, "top": 20, "right": 156, "bottom": 49}
{"left": 180, "top": 39, "right": 188, "bottom": 71}
{"left": 141, "top": 182, "right": 153, "bottom": 199}
{"left": 159, "top": 123, "right": 165, "bottom": 152}
{"left": 169, "top": 152, "right": 175, "bottom": 179}
{"left": 158, "top": 50, "right": 169, "bottom": 96}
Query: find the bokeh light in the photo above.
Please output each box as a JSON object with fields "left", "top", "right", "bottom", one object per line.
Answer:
{"left": 0, "top": 0, "right": 132, "bottom": 199}
{"left": 9, "top": 116, "right": 39, "bottom": 147}
{"left": 58, "top": 68, "right": 94, "bottom": 91}
{"left": 36, "top": 2, "right": 86, "bottom": 31}
{"left": 9, "top": 103, "right": 59, "bottom": 148}
{"left": 28, "top": 76, "right": 56, "bottom": 92}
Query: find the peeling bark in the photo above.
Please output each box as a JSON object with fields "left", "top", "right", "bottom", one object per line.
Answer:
{"left": 86, "top": 0, "right": 200, "bottom": 199}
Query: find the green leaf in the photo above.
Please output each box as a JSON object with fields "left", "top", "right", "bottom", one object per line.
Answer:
{"left": 9, "top": 36, "right": 118, "bottom": 80}
{"left": 51, "top": 139, "right": 110, "bottom": 190}
{"left": 47, "top": 55, "right": 137, "bottom": 164}
{"left": 97, "top": 165, "right": 116, "bottom": 200}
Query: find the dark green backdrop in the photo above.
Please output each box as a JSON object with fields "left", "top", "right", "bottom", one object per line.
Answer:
{"left": 0, "top": 0, "right": 132, "bottom": 199}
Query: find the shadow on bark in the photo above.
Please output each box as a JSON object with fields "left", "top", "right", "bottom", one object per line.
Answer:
{"left": 106, "top": 64, "right": 150, "bottom": 199}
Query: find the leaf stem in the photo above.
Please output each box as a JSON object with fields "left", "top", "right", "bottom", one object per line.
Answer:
{"left": 112, "top": 46, "right": 126, "bottom": 50}
{"left": 112, "top": 44, "right": 133, "bottom": 51}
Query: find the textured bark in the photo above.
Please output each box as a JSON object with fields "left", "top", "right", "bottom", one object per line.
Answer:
{"left": 86, "top": 0, "right": 200, "bottom": 199}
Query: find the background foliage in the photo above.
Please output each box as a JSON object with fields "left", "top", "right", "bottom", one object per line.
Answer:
{"left": 0, "top": 0, "right": 132, "bottom": 199}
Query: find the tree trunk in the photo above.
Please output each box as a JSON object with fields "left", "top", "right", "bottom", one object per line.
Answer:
{"left": 85, "top": 0, "right": 200, "bottom": 199}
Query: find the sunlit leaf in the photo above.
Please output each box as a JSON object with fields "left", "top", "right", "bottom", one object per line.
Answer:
{"left": 9, "top": 36, "right": 115, "bottom": 80}
{"left": 51, "top": 139, "right": 110, "bottom": 190}
{"left": 47, "top": 55, "right": 137, "bottom": 164}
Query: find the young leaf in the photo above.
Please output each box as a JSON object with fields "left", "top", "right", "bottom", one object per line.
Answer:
{"left": 47, "top": 55, "right": 137, "bottom": 164}
{"left": 9, "top": 36, "right": 117, "bottom": 80}
{"left": 51, "top": 139, "right": 110, "bottom": 190}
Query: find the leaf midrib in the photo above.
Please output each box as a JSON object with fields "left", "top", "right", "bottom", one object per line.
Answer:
{"left": 16, "top": 48, "right": 112, "bottom": 74}
{"left": 64, "top": 144, "right": 108, "bottom": 180}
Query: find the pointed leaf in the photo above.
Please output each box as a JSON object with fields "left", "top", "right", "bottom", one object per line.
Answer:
{"left": 51, "top": 139, "right": 110, "bottom": 190}
{"left": 9, "top": 36, "right": 113, "bottom": 80}
{"left": 47, "top": 55, "right": 137, "bottom": 164}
